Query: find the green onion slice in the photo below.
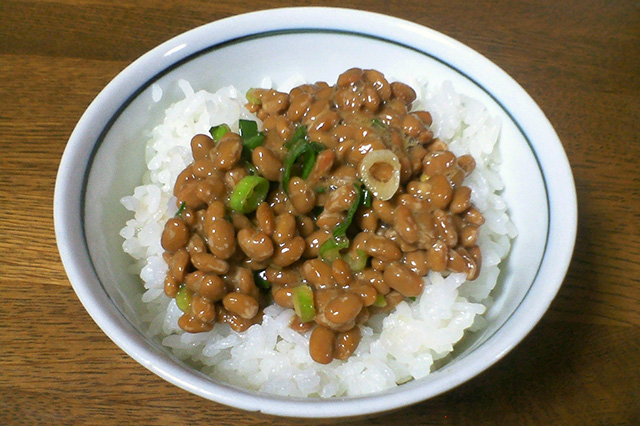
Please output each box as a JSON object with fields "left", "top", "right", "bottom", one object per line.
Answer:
{"left": 254, "top": 270, "right": 272, "bottom": 292}
{"left": 333, "top": 182, "right": 362, "bottom": 238}
{"left": 372, "top": 293, "right": 387, "bottom": 308}
{"left": 246, "top": 162, "right": 259, "bottom": 176}
{"left": 343, "top": 249, "right": 368, "bottom": 272}
{"left": 209, "top": 124, "right": 230, "bottom": 142}
{"left": 243, "top": 134, "right": 265, "bottom": 151}
{"left": 319, "top": 235, "right": 350, "bottom": 263}
{"left": 238, "top": 119, "right": 265, "bottom": 160}
{"left": 174, "top": 201, "right": 187, "bottom": 217}
{"left": 239, "top": 119, "right": 259, "bottom": 138}
{"left": 175, "top": 284, "right": 192, "bottom": 313}
{"left": 228, "top": 175, "right": 269, "bottom": 213}
{"left": 291, "top": 285, "right": 316, "bottom": 323}
{"left": 282, "top": 126, "right": 308, "bottom": 192}
{"left": 283, "top": 125, "right": 307, "bottom": 150}
{"left": 282, "top": 126, "right": 324, "bottom": 193}
{"left": 246, "top": 88, "right": 261, "bottom": 105}
{"left": 301, "top": 149, "right": 317, "bottom": 180}
{"left": 371, "top": 118, "right": 387, "bottom": 130}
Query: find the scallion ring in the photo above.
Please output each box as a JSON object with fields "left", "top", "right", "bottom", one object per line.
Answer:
{"left": 291, "top": 285, "right": 316, "bottom": 322}
{"left": 319, "top": 235, "right": 350, "bottom": 263}
{"left": 343, "top": 249, "right": 368, "bottom": 272}
{"left": 228, "top": 175, "right": 269, "bottom": 214}
{"left": 209, "top": 124, "right": 230, "bottom": 142}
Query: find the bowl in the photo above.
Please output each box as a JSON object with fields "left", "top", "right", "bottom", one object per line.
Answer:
{"left": 54, "top": 7, "right": 577, "bottom": 418}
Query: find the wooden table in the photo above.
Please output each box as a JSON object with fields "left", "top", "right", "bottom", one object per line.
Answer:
{"left": 1, "top": 0, "right": 638, "bottom": 424}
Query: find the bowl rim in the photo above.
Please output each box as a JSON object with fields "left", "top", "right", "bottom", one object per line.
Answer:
{"left": 54, "top": 6, "right": 577, "bottom": 418}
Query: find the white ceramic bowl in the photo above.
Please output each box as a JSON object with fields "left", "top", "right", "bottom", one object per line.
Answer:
{"left": 54, "top": 7, "right": 577, "bottom": 418}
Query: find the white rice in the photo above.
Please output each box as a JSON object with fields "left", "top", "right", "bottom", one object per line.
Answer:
{"left": 119, "top": 77, "right": 516, "bottom": 397}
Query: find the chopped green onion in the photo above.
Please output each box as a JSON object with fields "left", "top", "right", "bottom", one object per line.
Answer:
{"left": 408, "top": 296, "right": 417, "bottom": 301}
{"left": 372, "top": 293, "right": 387, "bottom": 307}
{"left": 246, "top": 88, "right": 261, "bottom": 105}
{"left": 333, "top": 182, "right": 362, "bottom": 238}
{"left": 315, "top": 186, "right": 327, "bottom": 194}
{"left": 333, "top": 181, "right": 372, "bottom": 237}
{"left": 246, "top": 162, "right": 259, "bottom": 176}
{"left": 209, "top": 124, "right": 230, "bottom": 142}
{"left": 291, "top": 285, "right": 316, "bottom": 322}
{"left": 175, "top": 284, "right": 192, "bottom": 313}
{"left": 174, "top": 201, "right": 187, "bottom": 217}
{"left": 301, "top": 149, "right": 317, "bottom": 179}
{"left": 371, "top": 118, "right": 386, "bottom": 130}
{"left": 282, "top": 126, "right": 324, "bottom": 193}
{"left": 238, "top": 119, "right": 265, "bottom": 160}
{"left": 302, "top": 142, "right": 324, "bottom": 179}
{"left": 239, "top": 119, "right": 259, "bottom": 138}
{"left": 229, "top": 175, "right": 269, "bottom": 214}
{"left": 254, "top": 270, "right": 272, "bottom": 292}
{"left": 309, "top": 141, "right": 326, "bottom": 152}
{"left": 343, "top": 249, "right": 368, "bottom": 272}
{"left": 283, "top": 125, "right": 307, "bottom": 150}
{"left": 243, "top": 133, "right": 265, "bottom": 150}
{"left": 319, "top": 235, "right": 350, "bottom": 263}
{"left": 282, "top": 126, "right": 309, "bottom": 192}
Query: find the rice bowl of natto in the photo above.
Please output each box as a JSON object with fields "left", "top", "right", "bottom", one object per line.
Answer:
{"left": 54, "top": 7, "right": 577, "bottom": 418}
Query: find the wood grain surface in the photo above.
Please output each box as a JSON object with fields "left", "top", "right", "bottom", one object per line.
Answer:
{"left": 1, "top": 0, "right": 639, "bottom": 424}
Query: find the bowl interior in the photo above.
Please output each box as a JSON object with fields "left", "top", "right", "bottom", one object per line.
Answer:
{"left": 56, "top": 8, "right": 574, "bottom": 418}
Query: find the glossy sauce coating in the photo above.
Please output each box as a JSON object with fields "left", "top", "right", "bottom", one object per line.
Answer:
{"left": 160, "top": 68, "right": 484, "bottom": 362}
